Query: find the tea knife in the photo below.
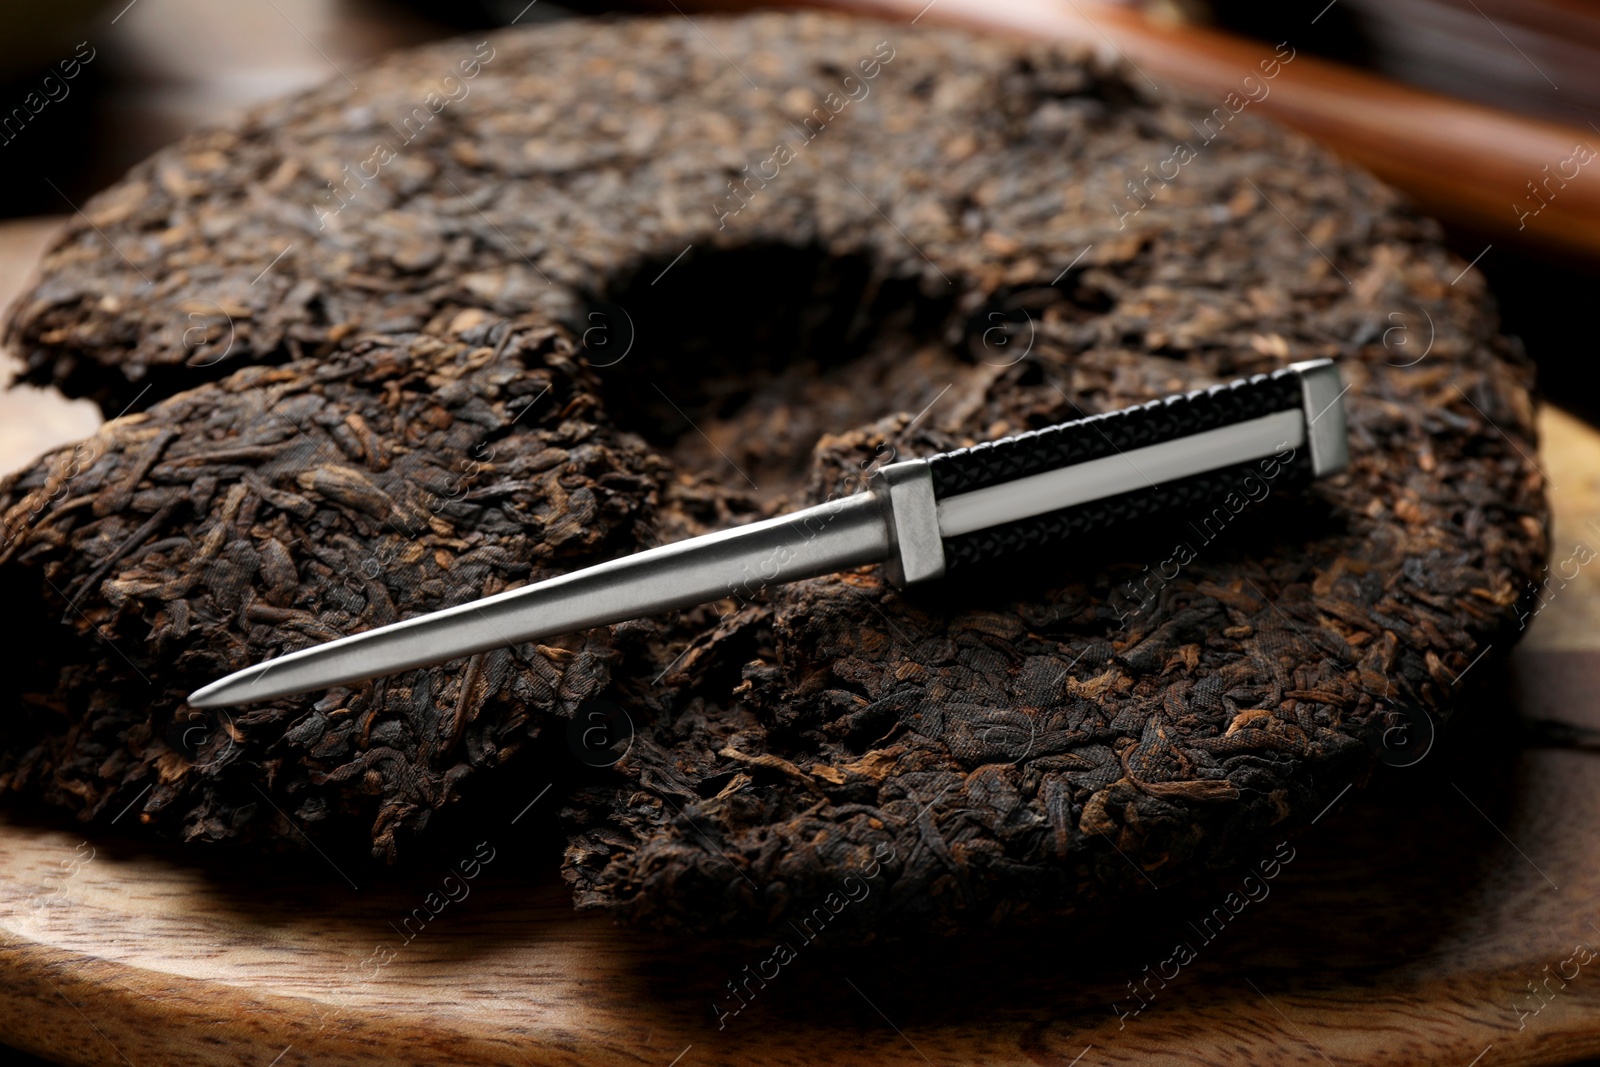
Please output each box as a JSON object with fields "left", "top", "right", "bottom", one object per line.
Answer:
{"left": 188, "top": 359, "right": 1347, "bottom": 707}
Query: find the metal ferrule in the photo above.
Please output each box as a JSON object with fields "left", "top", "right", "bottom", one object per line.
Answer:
{"left": 869, "top": 460, "right": 945, "bottom": 586}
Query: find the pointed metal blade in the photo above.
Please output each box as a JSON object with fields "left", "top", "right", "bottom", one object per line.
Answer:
{"left": 187, "top": 493, "right": 889, "bottom": 707}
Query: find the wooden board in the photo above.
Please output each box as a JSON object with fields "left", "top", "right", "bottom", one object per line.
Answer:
{"left": 0, "top": 406, "right": 1595, "bottom": 1067}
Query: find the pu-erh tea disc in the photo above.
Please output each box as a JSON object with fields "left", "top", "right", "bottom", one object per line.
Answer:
{"left": 0, "top": 13, "right": 1544, "bottom": 935}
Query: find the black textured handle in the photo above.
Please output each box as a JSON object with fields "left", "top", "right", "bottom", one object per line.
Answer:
{"left": 932, "top": 369, "right": 1312, "bottom": 571}
{"left": 928, "top": 369, "right": 1304, "bottom": 497}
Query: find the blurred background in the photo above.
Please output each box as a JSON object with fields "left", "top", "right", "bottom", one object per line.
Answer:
{"left": 1, "top": 2, "right": 1599, "bottom": 1064}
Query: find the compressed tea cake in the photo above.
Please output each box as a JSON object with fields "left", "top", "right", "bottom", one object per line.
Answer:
{"left": 0, "top": 13, "right": 1544, "bottom": 934}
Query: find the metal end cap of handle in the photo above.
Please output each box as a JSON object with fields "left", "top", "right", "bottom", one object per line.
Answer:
{"left": 870, "top": 459, "right": 946, "bottom": 587}
{"left": 1289, "top": 359, "right": 1350, "bottom": 477}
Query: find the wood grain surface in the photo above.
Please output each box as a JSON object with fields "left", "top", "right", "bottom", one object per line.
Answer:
{"left": 0, "top": 397, "right": 1596, "bottom": 1067}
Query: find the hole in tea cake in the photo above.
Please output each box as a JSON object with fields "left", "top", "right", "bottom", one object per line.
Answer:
{"left": 577, "top": 242, "right": 967, "bottom": 502}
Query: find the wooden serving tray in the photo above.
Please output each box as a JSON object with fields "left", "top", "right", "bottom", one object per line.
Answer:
{"left": 0, "top": 406, "right": 1596, "bottom": 1067}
